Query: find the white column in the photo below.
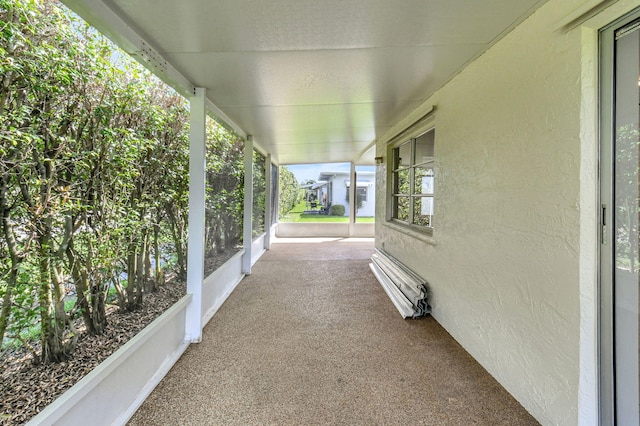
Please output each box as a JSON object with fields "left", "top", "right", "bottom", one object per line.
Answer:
{"left": 185, "top": 87, "right": 206, "bottom": 343}
{"left": 242, "top": 136, "right": 254, "bottom": 274}
{"left": 264, "top": 154, "right": 272, "bottom": 250}
{"left": 349, "top": 162, "right": 356, "bottom": 236}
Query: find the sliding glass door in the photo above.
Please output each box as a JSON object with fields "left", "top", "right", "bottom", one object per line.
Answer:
{"left": 601, "top": 10, "right": 640, "bottom": 425}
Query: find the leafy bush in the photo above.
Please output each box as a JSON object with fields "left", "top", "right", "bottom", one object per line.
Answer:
{"left": 330, "top": 204, "right": 346, "bottom": 216}
{"left": 0, "top": 0, "right": 245, "bottom": 362}
{"left": 278, "top": 166, "right": 304, "bottom": 218}
{"left": 252, "top": 150, "right": 266, "bottom": 238}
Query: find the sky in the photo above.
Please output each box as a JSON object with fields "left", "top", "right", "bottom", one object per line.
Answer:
{"left": 285, "top": 163, "right": 374, "bottom": 184}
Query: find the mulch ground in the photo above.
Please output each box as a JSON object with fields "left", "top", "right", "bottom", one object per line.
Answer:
{"left": 0, "top": 249, "right": 238, "bottom": 425}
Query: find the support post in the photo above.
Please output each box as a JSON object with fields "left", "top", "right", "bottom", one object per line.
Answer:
{"left": 242, "top": 136, "right": 254, "bottom": 274}
{"left": 264, "top": 154, "right": 272, "bottom": 250}
{"left": 185, "top": 87, "right": 206, "bottom": 343}
{"left": 349, "top": 162, "right": 357, "bottom": 236}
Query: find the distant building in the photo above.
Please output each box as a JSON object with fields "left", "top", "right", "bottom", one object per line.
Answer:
{"left": 303, "top": 171, "right": 375, "bottom": 217}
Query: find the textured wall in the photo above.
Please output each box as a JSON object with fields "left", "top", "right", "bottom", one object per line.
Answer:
{"left": 374, "top": 0, "right": 608, "bottom": 424}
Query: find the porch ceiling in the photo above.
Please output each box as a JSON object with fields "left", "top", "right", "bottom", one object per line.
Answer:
{"left": 62, "top": 0, "right": 548, "bottom": 165}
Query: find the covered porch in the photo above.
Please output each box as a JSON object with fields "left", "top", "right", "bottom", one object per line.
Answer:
{"left": 16, "top": 0, "right": 640, "bottom": 424}
{"left": 129, "top": 238, "right": 537, "bottom": 425}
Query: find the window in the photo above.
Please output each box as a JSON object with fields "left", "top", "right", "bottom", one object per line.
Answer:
{"left": 391, "top": 129, "right": 435, "bottom": 229}
{"left": 356, "top": 186, "right": 367, "bottom": 202}
{"left": 345, "top": 185, "right": 369, "bottom": 213}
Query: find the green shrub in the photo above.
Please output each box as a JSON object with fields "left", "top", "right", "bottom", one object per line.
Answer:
{"left": 330, "top": 204, "right": 346, "bottom": 216}
{"left": 278, "top": 166, "right": 304, "bottom": 218}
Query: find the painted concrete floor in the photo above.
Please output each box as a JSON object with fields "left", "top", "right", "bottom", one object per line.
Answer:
{"left": 128, "top": 238, "right": 538, "bottom": 425}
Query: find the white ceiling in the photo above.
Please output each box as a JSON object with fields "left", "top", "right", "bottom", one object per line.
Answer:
{"left": 62, "top": 0, "right": 548, "bottom": 165}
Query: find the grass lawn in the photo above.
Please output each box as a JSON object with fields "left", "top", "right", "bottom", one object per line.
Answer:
{"left": 279, "top": 201, "right": 375, "bottom": 223}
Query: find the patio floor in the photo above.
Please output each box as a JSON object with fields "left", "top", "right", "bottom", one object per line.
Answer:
{"left": 128, "top": 238, "right": 538, "bottom": 425}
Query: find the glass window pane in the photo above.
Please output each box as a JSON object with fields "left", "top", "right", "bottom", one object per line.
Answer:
{"left": 414, "top": 130, "right": 435, "bottom": 165}
{"left": 413, "top": 196, "right": 433, "bottom": 227}
{"left": 394, "top": 196, "right": 410, "bottom": 222}
{"left": 414, "top": 165, "right": 434, "bottom": 195}
{"left": 356, "top": 187, "right": 367, "bottom": 202}
{"left": 395, "top": 141, "right": 411, "bottom": 169}
{"left": 613, "top": 23, "right": 640, "bottom": 424}
{"left": 395, "top": 169, "right": 410, "bottom": 195}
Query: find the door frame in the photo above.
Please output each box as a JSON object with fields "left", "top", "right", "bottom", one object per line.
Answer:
{"left": 599, "top": 9, "right": 640, "bottom": 425}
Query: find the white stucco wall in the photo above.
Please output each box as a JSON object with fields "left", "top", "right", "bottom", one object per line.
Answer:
{"left": 328, "top": 172, "right": 375, "bottom": 217}
{"left": 358, "top": 186, "right": 375, "bottom": 218}
{"left": 330, "top": 174, "right": 349, "bottom": 215}
{"left": 374, "top": 1, "right": 639, "bottom": 424}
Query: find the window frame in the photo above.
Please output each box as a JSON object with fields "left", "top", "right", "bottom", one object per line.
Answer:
{"left": 385, "top": 115, "right": 435, "bottom": 237}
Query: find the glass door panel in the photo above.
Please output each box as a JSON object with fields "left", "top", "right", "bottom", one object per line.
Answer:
{"left": 614, "top": 20, "right": 640, "bottom": 425}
